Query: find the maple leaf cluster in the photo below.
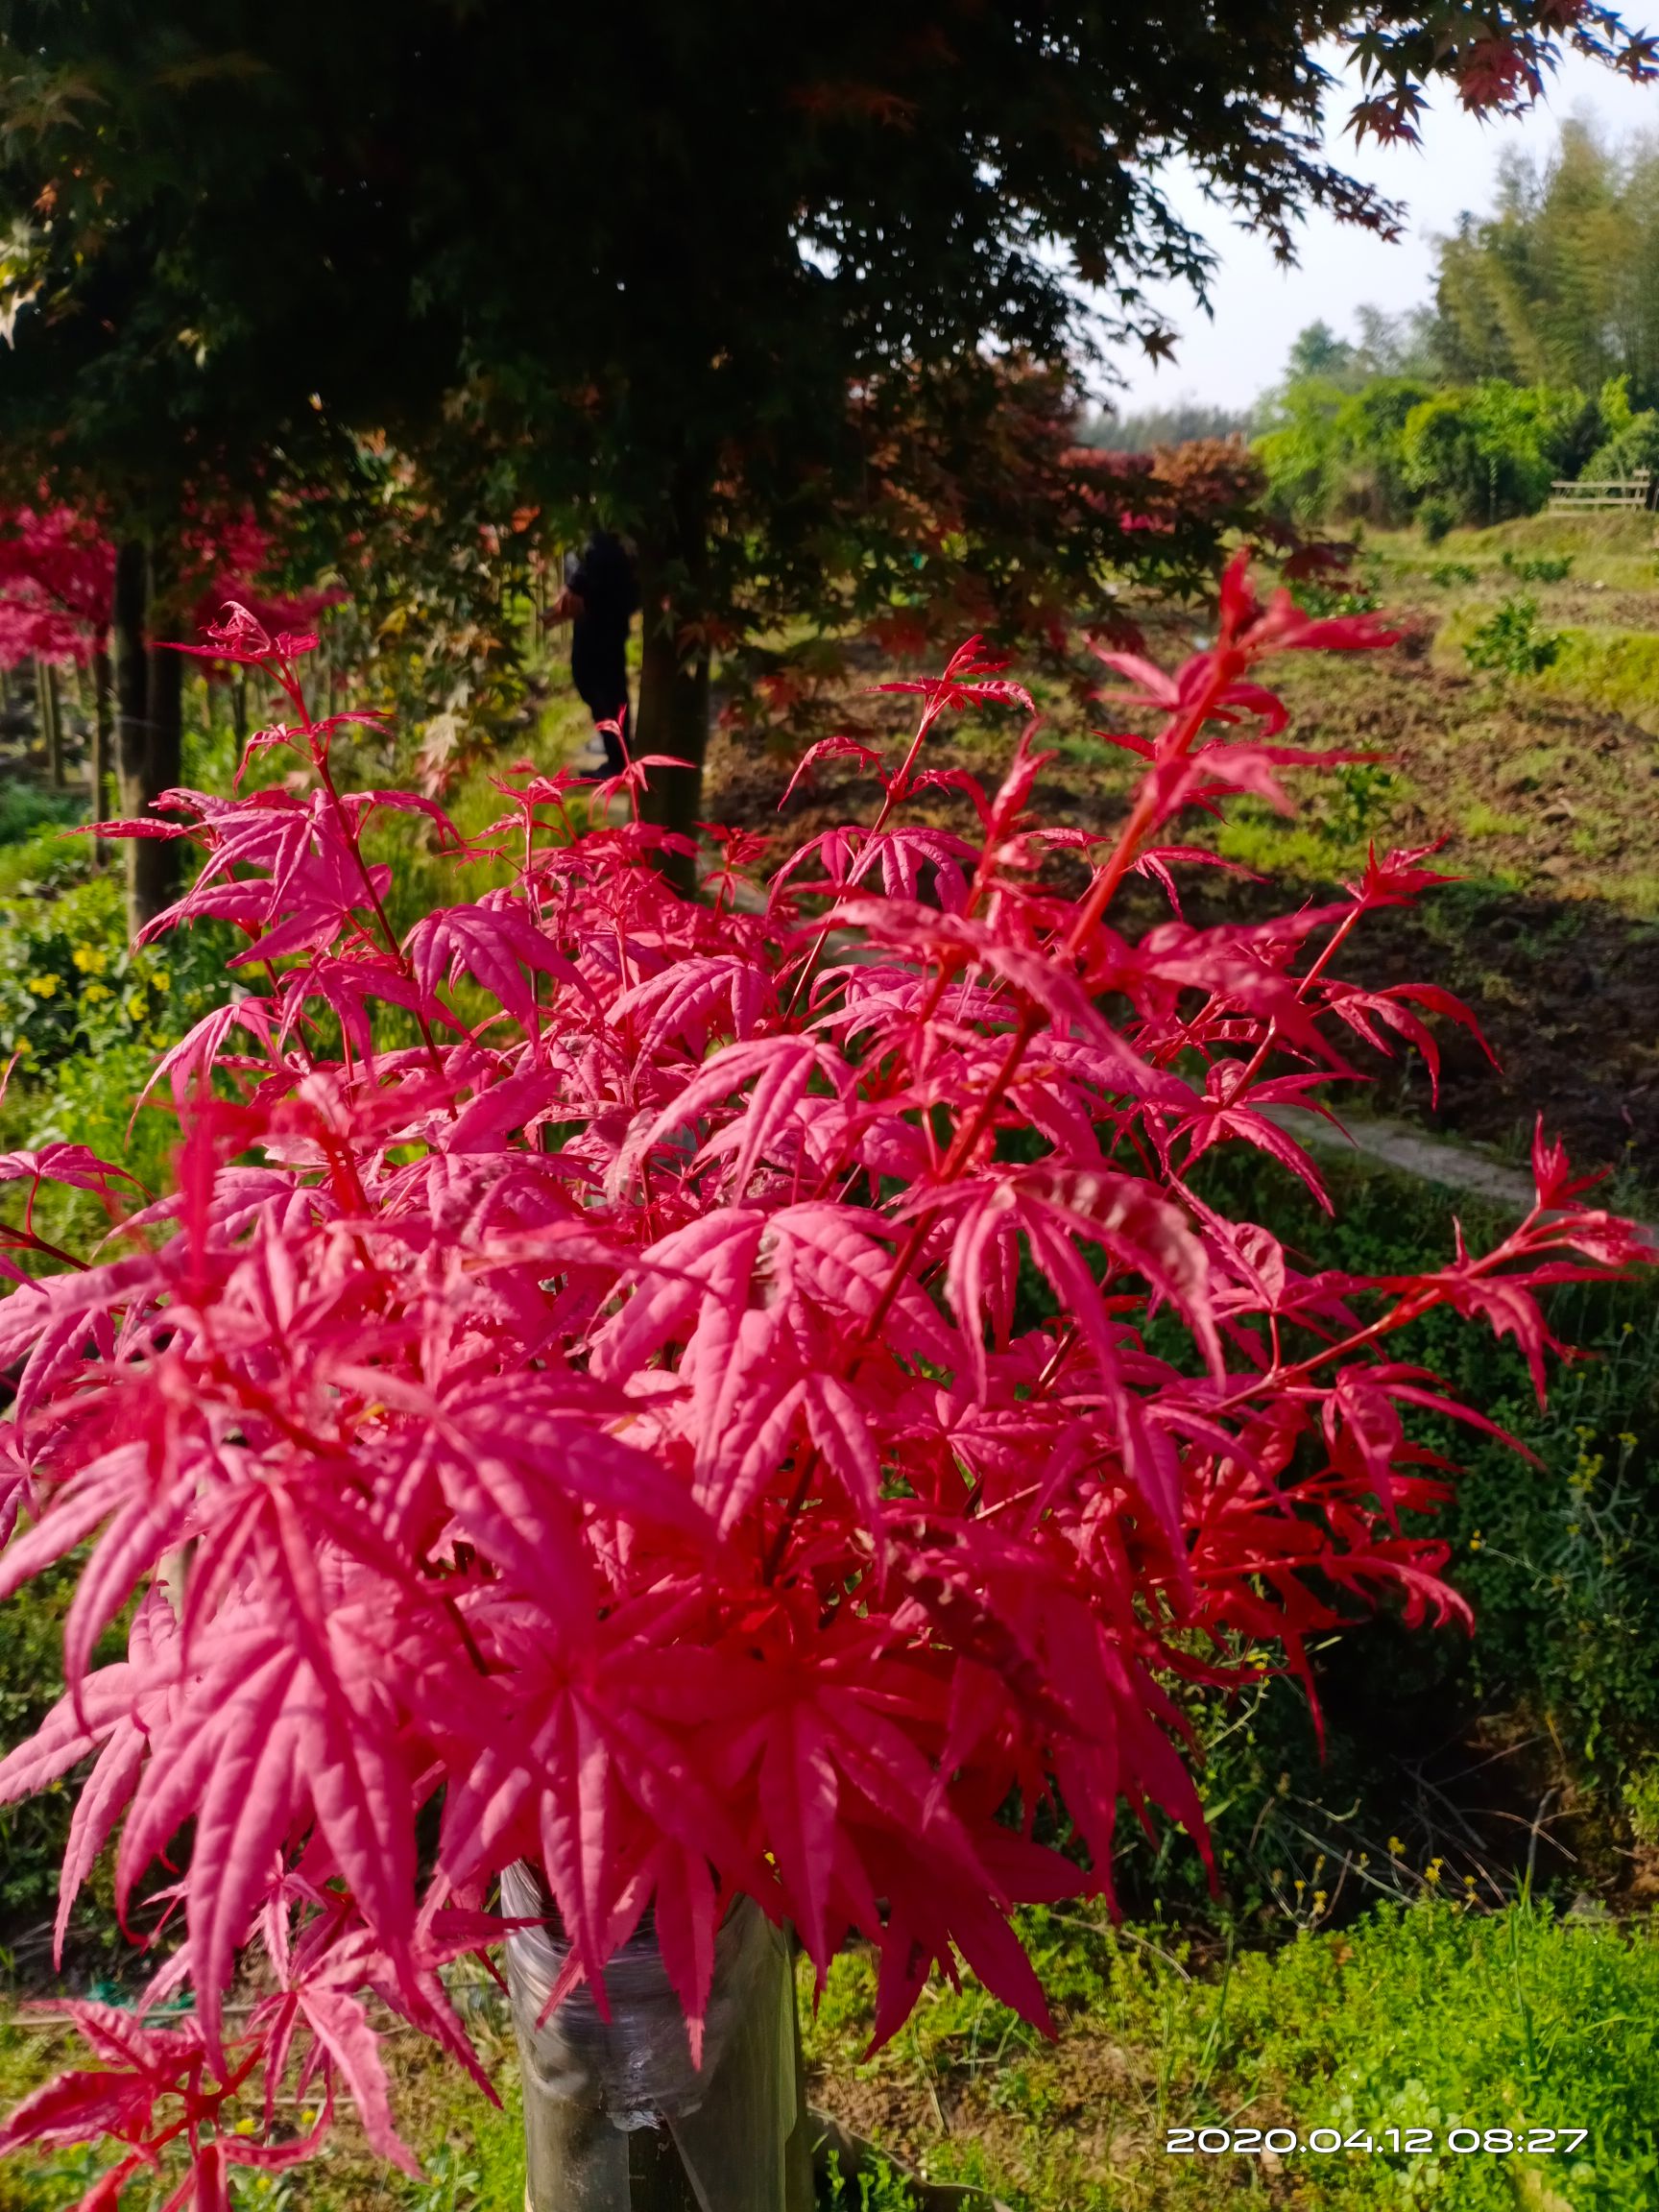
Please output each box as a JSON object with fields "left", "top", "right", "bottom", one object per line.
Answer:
{"left": 0, "top": 506, "right": 114, "bottom": 667}
{"left": 0, "top": 499, "right": 338, "bottom": 674}
{"left": 0, "top": 562, "right": 1647, "bottom": 2204}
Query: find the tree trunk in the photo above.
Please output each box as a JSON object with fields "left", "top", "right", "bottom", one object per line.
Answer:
{"left": 504, "top": 1873, "right": 812, "bottom": 2212}
{"left": 91, "top": 640, "right": 113, "bottom": 858}
{"left": 114, "top": 539, "right": 185, "bottom": 933}
{"left": 634, "top": 481, "right": 711, "bottom": 898}
{"left": 35, "top": 658, "right": 62, "bottom": 787}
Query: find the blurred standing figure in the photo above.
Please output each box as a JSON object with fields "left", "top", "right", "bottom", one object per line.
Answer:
{"left": 547, "top": 530, "right": 638, "bottom": 776}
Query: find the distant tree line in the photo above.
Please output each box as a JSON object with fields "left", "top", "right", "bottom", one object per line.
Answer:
{"left": 1250, "top": 123, "right": 1659, "bottom": 532}
{"left": 1080, "top": 399, "right": 1262, "bottom": 453}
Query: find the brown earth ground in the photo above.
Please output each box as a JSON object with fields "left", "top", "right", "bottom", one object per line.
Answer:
{"left": 702, "top": 513, "right": 1659, "bottom": 1199}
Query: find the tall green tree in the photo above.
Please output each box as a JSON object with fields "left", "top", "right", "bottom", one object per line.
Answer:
{"left": 1434, "top": 120, "right": 1659, "bottom": 406}
{"left": 1, "top": 1, "right": 1652, "bottom": 873}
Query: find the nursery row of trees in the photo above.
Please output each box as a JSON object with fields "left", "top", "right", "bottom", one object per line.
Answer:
{"left": 1252, "top": 122, "right": 1659, "bottom": 531}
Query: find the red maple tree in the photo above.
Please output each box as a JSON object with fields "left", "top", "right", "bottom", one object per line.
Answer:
{"left": 0, "top": 563, "right": 1645, "bottom": 2204}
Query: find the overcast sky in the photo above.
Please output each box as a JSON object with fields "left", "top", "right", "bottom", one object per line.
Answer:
{"left": 1095, "top": 37, "right": 1659, "bottom": 417}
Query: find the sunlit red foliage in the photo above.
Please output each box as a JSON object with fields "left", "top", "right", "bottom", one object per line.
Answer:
{"left": 0, "top": 499, "right": 337, "bottom": 675}
{"left": 0, "top": 563, "right": 1646, "bottom": 2203}
{"left": 0, "top": 506, "right": 113, "bottom": 667}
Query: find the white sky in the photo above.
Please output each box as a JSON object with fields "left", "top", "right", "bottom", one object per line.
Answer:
{"left": 1096, "top": 37, "right": 1659, "bottom": 415}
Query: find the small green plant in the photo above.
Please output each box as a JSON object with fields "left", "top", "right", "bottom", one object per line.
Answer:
{"left": 1503, "top": 548, "right": 1575, "bottom": 585}
{"left": 1430, "top": 559, "right": 1479, "bottom": 587}
{"left": 820, "top": 2147, "right": 923, "bottom": 2212}
{"left": 1464, "top": 593, "right": 1563, "bottom": 679}
{"left": 228, "top": 2167, "right": 303, "bottom": 2212}
{"left": 1291, "top": 570, "right": 1382, "bottom": 619}
{"left": 1323, "top": 760, "right": 1398, "bottom": 849}
{"left": 399, "top": 2143, "right": 482, "bottom": 2212}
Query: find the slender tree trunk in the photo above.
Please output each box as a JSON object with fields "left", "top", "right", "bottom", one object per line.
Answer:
{"left": 35, "top": 658, "right": 62, "bottom": 787}
{"left": 90, "top": 640, "right": 113, "bottom": 862}
{"left": 634, "top": 478, "right": 712, "bottom": 897}
{"left": 138, "top": 621, "right": 183, "bottom": 925}
{"left": 114, "top": 538, "right": 185, "bottom": 933}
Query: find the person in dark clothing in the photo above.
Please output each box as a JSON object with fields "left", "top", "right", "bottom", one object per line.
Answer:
{"left": 547, "top": 531, "right": 638, "bottom": 777}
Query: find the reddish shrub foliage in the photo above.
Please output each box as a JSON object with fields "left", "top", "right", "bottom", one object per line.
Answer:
{"left": 0, "top": 562, "right": 1646, "bottom": 2202}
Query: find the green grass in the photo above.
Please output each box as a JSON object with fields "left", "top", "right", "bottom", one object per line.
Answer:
{"left": 0, "top": 1976, "right": 530, "bottom": 2212}
{"left": 1369, "top": 514, "right": 1658, "bottom": 595}
{"left": 804, "top": 1899, "right": 1659, "bottom": 2210}
{"left": 1535, "top": 628, "right": 1659, "bottom": 735}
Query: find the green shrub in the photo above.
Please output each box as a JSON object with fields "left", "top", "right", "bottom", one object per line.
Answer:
{"left": 1257, "top": 376, "right": 1431, "bottom": 527}
{"left": 0, "top": 873, "right": 228, "bottom": 1075}
{"left": 1404, "top": 383, "right": 1587, "bottom": 528}
{"left": 0, "top": 873, "right": 236, "bottom": 1219}
{"left": 1624, "top": 1764, "right": 1659, "bottom": 1851}
{"left": 1256, "top": 376, "right": 1351, "bottom": 525}
{"left": 1502, "top": 548, "right": 1575, "bottom": 585}
{"left": 1322, "top": 760, "right": 1398, "bottom": 848}
{"left": 1581, "top": 374, "right": 1659, "bottom": 481}
{"left": 1464, "top": 593, "right": 1562, "bottom": 678}
{"left": 0, "top": 785, "right": 81, "bottom": 851}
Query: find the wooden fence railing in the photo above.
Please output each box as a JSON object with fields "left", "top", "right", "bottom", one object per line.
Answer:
{"left": 1549, "top": 469, "right": 1653, "bottom": 511}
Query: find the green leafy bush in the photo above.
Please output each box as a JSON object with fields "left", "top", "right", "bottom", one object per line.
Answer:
{"left": 1261, "top": 373, "right": 1602, "bottom": 532}
{"left": 1464, "top": 593, "right": 1563, "bottom": 679}
{"left": 0, "top": 874, "right": 227, "bottom": 1074}
{"left": 1404, "top": 382, "right": 1588, "bottom": 528}
{"left": 1257, "top": 376, "right": 1431, "bottom": 526}
{"left": 0, "top": 873, "right": 236, "bottom": 1226}
{"left": 1322, "top": 760, "right": 1398, "bottom": 849}
{"left": 1581, "top": 375, "right": 1659, "bottom": 481}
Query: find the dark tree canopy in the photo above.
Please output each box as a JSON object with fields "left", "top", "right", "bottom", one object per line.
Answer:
{"left": 0, "top": 0, "right": 1651, "bottom": 849}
